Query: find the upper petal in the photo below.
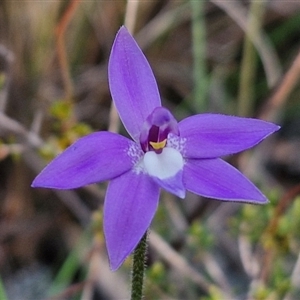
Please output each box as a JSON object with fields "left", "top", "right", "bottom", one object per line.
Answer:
{"left": 32, "top": 132, "right": 136, "bottom": 189}
{"left": 183, "top": 158, "right": 268, "bottom": 203}
{"left": 104, "top": 171, "right": 160, "bottom": 271}
{"left": 179, "top": 114, "right": 280, "bottom": 158}
{"left": 108, "top": 26, "right": 161, "bottom": 141}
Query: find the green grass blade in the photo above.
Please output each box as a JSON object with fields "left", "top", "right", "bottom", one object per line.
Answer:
{"left": 190, "top": 0, "right": 208, "bottom": 112}
{"left": 0, "top": 275, "right": 8, "bottom": 300}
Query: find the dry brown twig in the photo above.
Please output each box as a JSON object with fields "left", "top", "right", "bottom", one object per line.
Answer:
{"left": 135, "top": 2, "right": 190, "bottom": 50}
{"left": 55, "top": 0, "right": 81, "bottom": 101}
{"left": 259, "top": 49, "right": 300, "bottom": 122}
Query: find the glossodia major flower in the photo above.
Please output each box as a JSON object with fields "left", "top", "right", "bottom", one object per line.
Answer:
{"left": 32, "top": 26, "right": 280, "bottom": 271}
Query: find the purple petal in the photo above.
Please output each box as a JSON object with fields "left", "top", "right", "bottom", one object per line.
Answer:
{"left": 179, "top": 114, "right": 280, "bottom": 158}
{"left": 109, "top": 26, "right": 161, "bottom": 141}
{"left": 151, "top": 170, "right": 185, "bottom": 199}
{"left": 104, "top": 171, "right": 160, "bottom": 271}
{"left": 32, "top": 132, "right": 136, "bottom": 189}
{"left": 183, "top": 158, "right": 268, "bottom": 203}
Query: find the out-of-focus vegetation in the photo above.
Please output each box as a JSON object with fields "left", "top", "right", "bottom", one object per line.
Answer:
{"left": 0, "top": 0, "right": 300, "bottom": 299}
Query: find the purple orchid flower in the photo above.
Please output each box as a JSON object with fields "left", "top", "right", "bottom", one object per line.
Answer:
{"left": 32, "top": 26, "right": 280, "bottom": 271}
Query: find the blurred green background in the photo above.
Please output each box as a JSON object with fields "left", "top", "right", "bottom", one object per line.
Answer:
{"left": 0, "top": 0, "right": 300, "bottom": 299}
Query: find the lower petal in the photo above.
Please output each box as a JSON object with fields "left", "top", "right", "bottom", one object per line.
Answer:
{"left": 104, "top": 170, "right": 160, "bottom": 271}
{"left": 183, "top": 158, "right": 268, "bottom": 203}
{"left": 150, "top": 169, "right": 185, "bottom": 199}
{"left": 143, "top": 147, "right": 185, "bottom": 198}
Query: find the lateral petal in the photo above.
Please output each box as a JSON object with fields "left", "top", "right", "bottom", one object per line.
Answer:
{"left": 104, "top": 171, "right": 160, "bottom": 271}
{"left": 183, "top": 158, "right": 268, "bottom": 203}
{"left": 108, "top": 26, "right": 161, "bottom": 142}
{"left": 32, "top": 132, "right": 137, "bottom": 189}
{"left": 179, "top": 114, "right": 280, "bottom": 158}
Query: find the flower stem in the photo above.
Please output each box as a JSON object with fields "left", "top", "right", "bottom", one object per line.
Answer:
{"left": 131, "top": 231, "right": 148, "bottom": 300}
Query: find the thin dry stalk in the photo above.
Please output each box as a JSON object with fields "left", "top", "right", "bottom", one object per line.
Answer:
{"left": 211, "top": 0, "right": 281, "bottom": 87}
{"left": 238, "top": 0, "right": 267, "bottom": 117}
{"left": 136, "top": 2, "right": 190, "bottom": 50}
{"left": 55, "top": 0, "right": 81, "bottom": 101}
{"left": 259, "top": 49, "right": 300, "bottom": 122}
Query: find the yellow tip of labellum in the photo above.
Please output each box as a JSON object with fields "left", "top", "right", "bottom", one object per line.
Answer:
{"left": 149, "top": 139, "right": 167, "bottom": 150}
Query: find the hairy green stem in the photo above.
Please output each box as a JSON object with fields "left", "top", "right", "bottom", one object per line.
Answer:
{"left": 130, "top": 232, "right": 148, "bottom": 300}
